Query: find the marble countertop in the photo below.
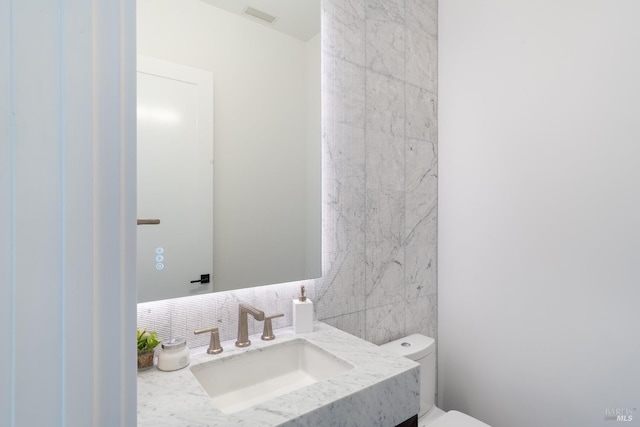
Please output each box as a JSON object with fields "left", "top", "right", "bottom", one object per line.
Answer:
{"left": 138, "top": 322, "right": 419, "bottom": 427}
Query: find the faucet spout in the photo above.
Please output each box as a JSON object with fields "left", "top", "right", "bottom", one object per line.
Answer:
{"left": 236, "top": 303, "right": 265, "bottom": 347}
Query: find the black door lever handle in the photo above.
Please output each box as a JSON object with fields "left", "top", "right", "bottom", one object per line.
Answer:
{"left": 190, "top": 274, "right": 210, "bottom": 284}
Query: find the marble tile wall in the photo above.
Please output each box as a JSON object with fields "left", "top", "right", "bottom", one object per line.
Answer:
{"left": 137, "top": 0, "right": 438, "bottom": 348}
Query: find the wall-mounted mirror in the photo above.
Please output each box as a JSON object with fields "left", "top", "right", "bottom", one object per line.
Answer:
{"left": 136, "top": 0, "right": 321, "bottom": 303}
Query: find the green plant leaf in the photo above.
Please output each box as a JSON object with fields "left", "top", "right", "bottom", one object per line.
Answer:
{"left": 137, "top": 327, "right": 161, "bottom": 352}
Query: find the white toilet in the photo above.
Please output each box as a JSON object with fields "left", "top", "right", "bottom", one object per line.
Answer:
{"left": 380, "top": 334, "right": 491, "bottom": 427}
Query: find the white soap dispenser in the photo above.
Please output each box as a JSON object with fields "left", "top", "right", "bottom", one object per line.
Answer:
{"left": 293, "top": 285, "right": 313, "bottom": 333}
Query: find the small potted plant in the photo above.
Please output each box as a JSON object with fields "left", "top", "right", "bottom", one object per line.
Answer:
{"left": 137, "top": 328, "right": 161, "bottom": 370}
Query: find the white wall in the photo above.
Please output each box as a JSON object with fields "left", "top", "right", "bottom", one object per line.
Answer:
{"left": 137, "top": 0, "right": 320, "bottom": 290}
{"left": 439, "top": 1, "right": 640, "bottom": 426}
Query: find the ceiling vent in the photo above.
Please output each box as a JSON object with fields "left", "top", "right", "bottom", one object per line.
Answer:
{"left": 243, "top": 6, "right": 277, "bottom": 24}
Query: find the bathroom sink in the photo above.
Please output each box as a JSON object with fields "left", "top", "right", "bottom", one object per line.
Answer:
{"left": 190, "top": 338, "right": 354, "bottom": 414}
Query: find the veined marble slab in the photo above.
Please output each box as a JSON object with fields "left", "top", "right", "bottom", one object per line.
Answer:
{"left": 138, "top": 322, "right": 419, "bottom": 426}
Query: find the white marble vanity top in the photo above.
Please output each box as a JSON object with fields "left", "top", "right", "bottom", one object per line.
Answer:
{"left": 138, "top": 322, "right": 419, "bottom": 426}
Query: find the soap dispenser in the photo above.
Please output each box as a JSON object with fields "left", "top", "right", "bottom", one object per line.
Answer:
{"left": 293, "top": 285, "right": 313, "bottom": 333}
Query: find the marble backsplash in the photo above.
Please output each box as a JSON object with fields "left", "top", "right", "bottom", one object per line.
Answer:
{"left": 137, "top": 0, "right": 438, "bottom": 348}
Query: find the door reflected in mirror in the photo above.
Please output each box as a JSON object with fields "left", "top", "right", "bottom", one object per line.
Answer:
{"left": 136, "top": 0, "right": 321, "bottom": 303}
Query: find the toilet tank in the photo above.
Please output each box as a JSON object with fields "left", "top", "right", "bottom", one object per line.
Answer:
{"left": 380, "top": 334, "right": 436, "bottom": 418}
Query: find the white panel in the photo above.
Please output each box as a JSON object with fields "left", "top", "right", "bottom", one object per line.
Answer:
{"left": 439, "top": 1, "right": 640, "bottom": 427}
{"left": 13, "top": 0, "right": 63, "bottom": 423}
{"left": 93, "top": 0, "right": 137, "bottom": 425}
{"left": 61, "top": 1, "right": 95, "bottom": 425}
{"left": 0, "top": 0, "right": 13, "bottom": 424}
{"left": 1, "top": 1, "right": 136, "bottom": 426}
{"left": 137, "top": 57, "right": 214, "bottom": 302}
{"left": 121, "top": 3, "right": 139, "bottom": 423}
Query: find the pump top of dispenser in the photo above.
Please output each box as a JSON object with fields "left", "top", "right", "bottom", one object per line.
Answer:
{"left": 299, "top": 285, "right": 307, "bottom": 302}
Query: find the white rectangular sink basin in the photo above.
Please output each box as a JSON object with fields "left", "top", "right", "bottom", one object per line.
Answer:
{"left": 190, "top": 338, "right": 354, "bottom": 414}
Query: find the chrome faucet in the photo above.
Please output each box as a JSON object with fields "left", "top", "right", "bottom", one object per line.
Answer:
{"left": 236, "top": 303, "right": 265, "bottom": 347}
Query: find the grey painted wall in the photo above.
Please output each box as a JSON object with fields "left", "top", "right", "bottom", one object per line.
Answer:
{"left": 137, "top": 0, "right": 438, "bottom": 348}
{"left": 439, "top": 1, "right": 640, "bottom": 426}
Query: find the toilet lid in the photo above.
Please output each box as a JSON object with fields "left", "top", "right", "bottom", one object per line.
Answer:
{"left": 428, "top": 411, "right": 491, "bottom": 427}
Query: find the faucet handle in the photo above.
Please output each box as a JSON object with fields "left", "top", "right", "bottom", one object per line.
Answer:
{"left": 261, "top": 313, "right": 285, "bottom": 341}
{"left": 194, "top": 327, "right": 223, "bottom": 354}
